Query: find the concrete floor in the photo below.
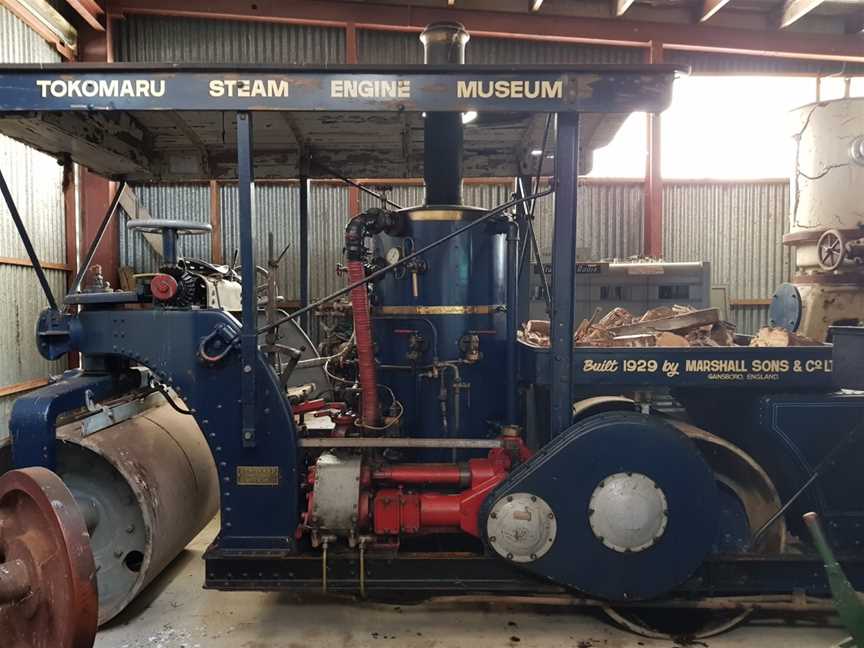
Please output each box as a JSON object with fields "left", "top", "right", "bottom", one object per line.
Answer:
{"left": 96, "top": 520, "right": 847, "bottom": 648}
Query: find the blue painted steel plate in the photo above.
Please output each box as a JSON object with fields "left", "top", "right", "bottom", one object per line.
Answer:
{"left": 0, "top": 64, "right": 683, "bottom": 113}
{"left": 481, "top": 412, "right": 719, "bottom": 601}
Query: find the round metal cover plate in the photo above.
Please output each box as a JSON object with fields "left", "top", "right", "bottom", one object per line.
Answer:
{"left": 589, "top": 472, "right": 668, "bottom": 553}
{"left": 486, "top": 492, "right": 556, "bottom": 563}
{"left": 769, "top": 283, "right": 802, "bottom": 331}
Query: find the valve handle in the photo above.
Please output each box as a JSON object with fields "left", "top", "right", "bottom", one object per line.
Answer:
{"left": 817, "top": 229, "right": 847, "bottom": 272}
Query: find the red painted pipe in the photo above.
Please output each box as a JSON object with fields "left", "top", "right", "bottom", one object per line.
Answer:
{"left": 419, "top": 493, "right": 462, "bottom": 528}
{"left": 372, "top": 459, "right": 499, "bottom": 487}
{"left": 372, "top": 464, "right": 465, "bottom": 486}
{"left": 347, "top": 259, "right": 381, "bottom": 426}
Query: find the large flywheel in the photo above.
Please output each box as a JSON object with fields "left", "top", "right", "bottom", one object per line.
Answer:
{"left": 0, "top": 467, "right": 99, "bottom": 648}
{"left": 481, "top": 412, "right": 720, "bottom": 601}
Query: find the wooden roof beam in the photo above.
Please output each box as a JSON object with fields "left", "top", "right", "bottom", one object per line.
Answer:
{"left": 1, "top": 0, "right": 77, "bottom": 58}
{"left": 65, "top": 0, "right": 105, "bottom": 31}
{"left": 106, "top": 0, "right": 864, "bottom": 63}
{"left": 699, "top": 0, "right": 732, "bottom": 23}
{"left": 845, "top": 12, "right": 864, "bottom": 34}
{"left": 614, "top": 0, "right": 637, "bottom": 17}
{"left": 779, "top": 0, "right": 827, "bottom": 29}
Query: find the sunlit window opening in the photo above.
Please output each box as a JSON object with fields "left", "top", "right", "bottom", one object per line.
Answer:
{"left": 587, "top": 76, "right": 864, "bottom": 180}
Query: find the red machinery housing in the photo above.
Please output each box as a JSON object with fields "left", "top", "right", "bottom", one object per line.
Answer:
{"left": 301, "top": 435, "right": 531, "bottom": 546}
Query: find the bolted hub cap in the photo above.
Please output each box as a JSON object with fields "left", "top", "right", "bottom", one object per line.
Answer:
{"left": 486, "top": 493, "right": 557, "bottom": 563}
{"left": 589, "top": 472, "right": 668, "bottom": 553}
{"left": 150, "top": 273, "right": 178, "bottom": 301}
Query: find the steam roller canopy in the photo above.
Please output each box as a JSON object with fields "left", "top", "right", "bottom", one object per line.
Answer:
{"left": 481, "top": 412, "right": 718, "bottom": 601}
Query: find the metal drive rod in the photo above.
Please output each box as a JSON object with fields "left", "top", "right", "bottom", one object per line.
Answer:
{"left": 299, "top": 437, "right": 503, "bottom": 448}
{"left": 299, "top": 162, "right": 310, "bottom": 333}
{"left": 515, "top": 180, "right": 531, "bottom": 325}
{"left": 0, "top": 166, "right": 59, "bottom": 311}
{"left": 549, "top": 112, "right": 579, "bottom": 438}
{"left": 312, "top": 160, "right": 403, "bottom": 210}
{"left": 256, "top": 187, "right": 554, "bottom": 337}
{"left": 237, "top": 111, "right": 257, "bottom": 447}
{"left": 750, "top": 419, "right": 863, "bottom": 549}
{"left": 71, "top": 179, "right": 126, "bottom": 294}
{"left": 517, "top": 175, "right": 552, "bottom": 317}
{"left": 505, "top": 220, "right": 519, "bottom": 424}
{"left": 516, "top": 115, "right": 553, "bottom": 318}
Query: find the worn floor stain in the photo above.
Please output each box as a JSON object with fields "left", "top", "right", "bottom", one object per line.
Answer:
{"left": 97, "top": 520, "right": 847, "bottom": 648}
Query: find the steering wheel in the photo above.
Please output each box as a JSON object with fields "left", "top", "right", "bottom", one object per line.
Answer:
{"left": 126, "top": 219, "right": 212, "bottom": 235}
{"left": 127, "top": 219, "right": 212, "bottom": 265}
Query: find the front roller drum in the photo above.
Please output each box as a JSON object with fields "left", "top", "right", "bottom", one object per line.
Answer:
{"left": 0, "top": 467, "right": 98, "bottom": 648}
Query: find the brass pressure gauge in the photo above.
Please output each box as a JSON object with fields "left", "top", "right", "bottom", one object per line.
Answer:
{"left": 386, "top": 247, "right": 402, "bottom": 266}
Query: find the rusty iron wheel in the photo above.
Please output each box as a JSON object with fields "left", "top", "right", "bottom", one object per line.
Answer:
{"left": 0, "top": 467, "right": 98, "bottom": 648}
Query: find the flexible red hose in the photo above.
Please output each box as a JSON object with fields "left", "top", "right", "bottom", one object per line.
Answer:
{"left": 347, "top": 260, "right": 381, "bottom": 427}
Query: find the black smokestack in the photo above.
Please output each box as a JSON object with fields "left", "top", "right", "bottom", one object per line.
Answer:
{"left": 420, "top": 22, "right": 469, "bottom": 206}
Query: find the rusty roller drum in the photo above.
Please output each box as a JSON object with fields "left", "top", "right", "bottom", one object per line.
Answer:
{"left": 0, "top": 400, "right": 219, "bottom": 625}
{"left": 0, "top": 467, "right": 99, "bottom": 648}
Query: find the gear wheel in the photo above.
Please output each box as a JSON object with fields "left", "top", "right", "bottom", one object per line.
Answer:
{"left": 156, "top": 266, "right": 198, "bottom": 307}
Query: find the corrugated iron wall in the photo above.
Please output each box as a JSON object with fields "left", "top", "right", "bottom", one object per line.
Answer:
{"left": 115, "top": 15, "right": 345, "bottom": 63}
{"left": 358, "top": 183, "right": 513, "bottom": 213}
{"left": 357, "top": 30, "right": 643, "bottom": 64}
{"left": 667, "top": 50, "right": 864, "bottom": 76}
{"left": 221, "top": 183, "right": 348, "bottom": 302}
{"left": 0, "top": 6, "right": 66, "bottom": 439}
{"left": 533, "top": 181, "right": 645, "bottom": 261}
{"left": 663, "top": 181, "right": 792, "bottom": 334}
{"left": 309, "top": 184, "right": 350, "bottom": 300}
{"left": 219, "top": 184, "right": 299, "bottom": 301}
{"left": 119, "top": 184, "right": 212, "bottom": 273}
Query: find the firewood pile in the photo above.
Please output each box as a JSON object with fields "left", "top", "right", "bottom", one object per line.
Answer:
{"left": 518, "top": 305, "right": 823, "bottom": 349}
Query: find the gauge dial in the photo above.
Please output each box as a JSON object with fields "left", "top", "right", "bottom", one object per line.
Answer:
{"left": 386, "top": 247, "right": 402, "bottom": 265}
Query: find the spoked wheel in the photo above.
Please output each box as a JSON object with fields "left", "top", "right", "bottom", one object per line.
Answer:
{"left": 817, "top": 229, "right": 846, "bottom": 271}
{"left": 0, "top": 467, "right": 99, "bottom": 648}
{"left": 604, "top": 421, "right": 785, "bottom": 640}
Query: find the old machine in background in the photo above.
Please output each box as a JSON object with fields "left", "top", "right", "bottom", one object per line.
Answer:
{"left": 0, "top": 22, "right": 863, "bottom": 648}
{"left": 771, "top": 96, "right": 864, "bottom": 341}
